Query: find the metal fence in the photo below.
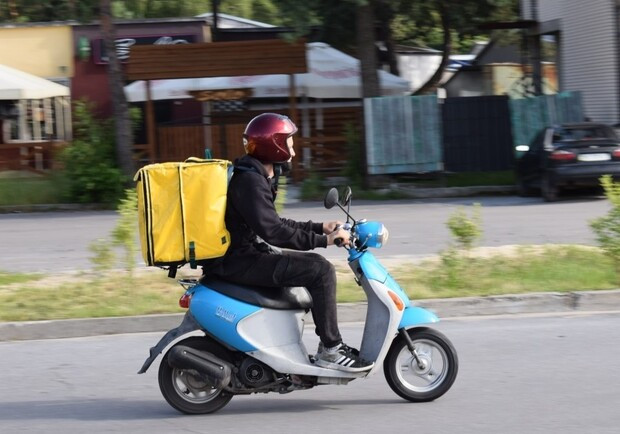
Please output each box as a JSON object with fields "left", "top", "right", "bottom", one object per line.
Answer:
{"left": 364, "top": 91, "right": 585, "bottom": 175}
{"left": 509, "top": 91, "right": 584, "bottom": 148}
{"left": 364, "top": 94, "right": 442, "bottom": 175}
{"left": 442, "top": 95, "right": 515, "bottom": 172}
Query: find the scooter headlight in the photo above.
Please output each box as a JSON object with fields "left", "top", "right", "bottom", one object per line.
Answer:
{"left": 356, "top": 221, "right": 389, "bottom": 248}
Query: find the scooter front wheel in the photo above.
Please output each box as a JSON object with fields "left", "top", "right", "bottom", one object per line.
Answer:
{"left": 158, "top": 337, "right": 233, "bottom": 414}
{"left": 384, "top": 327, "right": 458, "bottom": 402}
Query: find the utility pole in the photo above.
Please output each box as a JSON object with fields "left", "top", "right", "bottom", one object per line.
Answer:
{"left": 530, "top": 0, "right": 543, "bottom": 95}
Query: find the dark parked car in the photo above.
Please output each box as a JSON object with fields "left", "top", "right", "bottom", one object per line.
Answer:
{"left": 515, "top": 123, "right": 620, "bottom": 201}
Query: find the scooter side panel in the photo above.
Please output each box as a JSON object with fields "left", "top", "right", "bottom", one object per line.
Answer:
{"left": 238, "top": 307, "right": 367, "bottom": 378}
{"left": 399, "top": 306, "right": 439, "bottom": 329}
{"left": 190, "top": 286, "right": 260, "bottom": 352}
{"left": 237, "top": 308, "right": 305, "bottom": 348}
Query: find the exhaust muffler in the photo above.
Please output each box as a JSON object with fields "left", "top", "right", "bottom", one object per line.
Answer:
{"left": 167, "top": 345, "right": 232, "bottom": 389}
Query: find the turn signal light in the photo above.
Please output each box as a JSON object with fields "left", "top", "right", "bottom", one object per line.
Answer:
{"left": 179, "top": 293, "right": 192, "bottom": 309}
{"left": 387, "top": 290, "right": 404, "bottom": 311}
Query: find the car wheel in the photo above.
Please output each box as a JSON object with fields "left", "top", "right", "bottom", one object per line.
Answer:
{"left": 516, "top": 177, "right": 534, "bottom": 197}
{"left": 542, "top": 175, "right": 559, "bottom": 202}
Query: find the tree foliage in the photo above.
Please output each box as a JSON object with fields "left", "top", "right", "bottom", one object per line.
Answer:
{"left": 1, "top": 1, "right": 520, "bottom": 57}
{"left": 59, "top": 100, "right": 126, "bottom": 204}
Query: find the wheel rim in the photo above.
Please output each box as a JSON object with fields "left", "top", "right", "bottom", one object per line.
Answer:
{"left": 395, "top": 339, "right": 449, "bottom": 393}
{"left": 171, "top": 368, "right": 222, "bottom": 404}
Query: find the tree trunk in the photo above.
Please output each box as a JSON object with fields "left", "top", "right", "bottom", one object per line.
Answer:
{"left": 100, "top": 0, "right": 135, "bottom": 180}
{"left": 414, "top": 2, "right": 451, "bottom": 95}
{"left": 8, "top": 0, "right": 19, "bottom": 20}
{"left": 376, "top": 0, "right": 399, "bottom": 76}
{"left": 355, "top": 1, "right": 380, "bottom": 189}
{"left": 356, "top": 1, "right": 380, "bottom": 98}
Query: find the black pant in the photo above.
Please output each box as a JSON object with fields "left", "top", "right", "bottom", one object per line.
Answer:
{"left": 211, "top": 250, "right": 342, "bottom": 348}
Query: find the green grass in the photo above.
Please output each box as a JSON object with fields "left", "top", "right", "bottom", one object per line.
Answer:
{"left": 0, "top": 271, "right": 42, "bottom": 286}
{"left": 336, "top": 245, "right": 616, "bottom": 302}
{"left": 0, "top": 175, "right": 65, "bottom": 206}
{"left": 299, "top": 170, "right": 515, "bottom": 201}
{"left": 0, "top": 245, "right": 616, "bottom": 322}
{"left": 444, "top": 170, "right": 515, "bottom": 187}
{"left": 0, "top": 273, "right": 185, "bottom": 322}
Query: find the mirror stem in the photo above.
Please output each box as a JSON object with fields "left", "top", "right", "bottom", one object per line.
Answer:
{"left": 336, "top": 203, "right": 356, "bottom": 223}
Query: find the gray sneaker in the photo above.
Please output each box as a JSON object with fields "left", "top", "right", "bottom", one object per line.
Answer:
{"left": 315, "top": 343, "right": 374, "bottom": 372}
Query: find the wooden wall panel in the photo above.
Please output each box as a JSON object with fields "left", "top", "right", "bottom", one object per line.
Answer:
{"left": 127, "top": 39, "right": 306, "bottom": 80}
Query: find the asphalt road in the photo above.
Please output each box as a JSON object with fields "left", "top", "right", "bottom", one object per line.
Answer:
{"left": 0, "top": 194, "right": 611, "bottom": 272}
{"left": 0, "top": 313, "right": 619, "bottom": 433}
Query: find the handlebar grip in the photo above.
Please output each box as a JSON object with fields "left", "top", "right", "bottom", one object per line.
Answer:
{"left": 334, "top": 238, "right": 343, "bottom": 247}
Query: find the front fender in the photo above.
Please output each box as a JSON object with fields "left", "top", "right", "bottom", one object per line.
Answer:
{"left": 398, "top": 306, "right": 439, "bottom": 329}
{"left": 137, "top": 313, "right": 205, "bottom": 374}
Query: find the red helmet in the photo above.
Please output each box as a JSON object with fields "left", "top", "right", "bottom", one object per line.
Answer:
{"left": 243, "top": 113, "right": 298, "bottom": 163}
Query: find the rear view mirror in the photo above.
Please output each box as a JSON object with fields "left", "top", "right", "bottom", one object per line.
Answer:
{"left": 341, "top": 186, "right": 352, "bottom": 206}
{"left": 324, "top": 188, "right": 339, "bottom": 209}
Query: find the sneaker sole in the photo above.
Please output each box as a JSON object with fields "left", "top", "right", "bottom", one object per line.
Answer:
{"left": 314, "top": 359, "right": 374, "bottom": 373}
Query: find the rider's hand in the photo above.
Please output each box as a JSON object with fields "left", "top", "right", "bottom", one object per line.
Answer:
{"left": 323, "top": 221, "right": 343, "bottom": 234}
{"left": 327, "top": 227, "right": 350, "bottom": 247}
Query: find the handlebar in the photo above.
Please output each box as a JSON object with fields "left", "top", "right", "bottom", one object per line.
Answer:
{"left": 333, "top": 222, "right": 353, "bottom": 248}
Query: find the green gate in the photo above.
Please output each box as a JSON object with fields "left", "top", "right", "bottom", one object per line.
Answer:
{"left": 364, "top": 94, "right": 442, "bottom": 175}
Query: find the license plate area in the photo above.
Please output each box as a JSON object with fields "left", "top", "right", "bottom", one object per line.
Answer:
{"left": 577, "top": 153, "right": 611, "bottom": 162}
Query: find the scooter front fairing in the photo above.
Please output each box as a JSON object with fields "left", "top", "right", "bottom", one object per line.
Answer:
{"left": 349, "top": 248, "right": 439, "bottom": 374}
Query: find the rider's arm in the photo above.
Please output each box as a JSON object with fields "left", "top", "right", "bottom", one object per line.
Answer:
{"left": 279, "top": 217, "right": 324, "bottom": 234}
{"left": 230, "top": 172, "right": 328, "bottom": 250}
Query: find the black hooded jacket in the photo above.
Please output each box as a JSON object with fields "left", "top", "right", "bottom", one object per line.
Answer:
{"left": 224, "top": 155, "right": 328, "bottom": 256}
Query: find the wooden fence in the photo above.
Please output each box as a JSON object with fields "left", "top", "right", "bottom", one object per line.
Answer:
{"left": 138, "top": 106, "right": 363, "bottom": 180}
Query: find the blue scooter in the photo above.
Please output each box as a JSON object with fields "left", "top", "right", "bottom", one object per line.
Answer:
{"left": 139, "top": 187, "right": 458, "bottom": 414}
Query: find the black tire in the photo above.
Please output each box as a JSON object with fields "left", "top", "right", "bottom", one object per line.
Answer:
{"left": 541, "top": 175, "right": 559, "bottom": 202}
{"left": 384, "top": 328, "right": 458, "bottom": 402}
{"left": 158, "top": 338, "right": 233, "bottom": 414}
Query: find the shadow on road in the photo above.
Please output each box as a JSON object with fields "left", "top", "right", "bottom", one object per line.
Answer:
{"left": 0, "top": 397, "right": 407, "bottom": 420}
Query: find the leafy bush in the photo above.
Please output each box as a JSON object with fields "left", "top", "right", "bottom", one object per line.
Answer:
{"left": 446, "top": 203, "right": 482, "bottom": 251}
{"left": 89, "top": 189, "right": 138, "bottom": 276}
{"left": 300, "top": 171, "right": 324, "bottom": 200}
{"left": 275, "top": 176, "right": 287, "bottom": 213}
{"left": 590, "top": 175, "right": 620, "bottom": 284}
{"left": 437, "top": 203, "right": 483, "bottom": 288}
{"left": 342, "top": 122, "right": 363, "bottom": 187}
{"left": 58, "top": 100, "right": 126, "bottom": 205}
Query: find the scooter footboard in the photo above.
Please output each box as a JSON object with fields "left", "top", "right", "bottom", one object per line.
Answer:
{"left": 399, "top": 306, "right": 439, "bottom": 329}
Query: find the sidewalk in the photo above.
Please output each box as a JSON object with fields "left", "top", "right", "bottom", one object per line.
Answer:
{"left": 2, "top": 289, "right": 619, "bottom": 341}
{"left": 0, "top": 184, "right": 515, "bottom": 213}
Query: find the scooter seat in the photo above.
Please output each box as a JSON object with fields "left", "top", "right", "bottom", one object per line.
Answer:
{"left": 199, "top": 277, "right": 313, "bottom": 310}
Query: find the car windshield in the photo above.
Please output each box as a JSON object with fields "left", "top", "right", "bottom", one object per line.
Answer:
{"left": 553, "top": 126, "right": 617, "bottom": 142}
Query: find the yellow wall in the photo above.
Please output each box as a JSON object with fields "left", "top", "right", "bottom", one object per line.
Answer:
{"left": 0, "top": 25, "right": 74, "bottom": 78}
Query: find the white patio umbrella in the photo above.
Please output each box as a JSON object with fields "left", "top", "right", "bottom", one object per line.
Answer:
{"left": 0, "top": 64, "right": 69, "bottom": 100}
{"left": 124, "top": 42, "right": 410, "bottom": 101}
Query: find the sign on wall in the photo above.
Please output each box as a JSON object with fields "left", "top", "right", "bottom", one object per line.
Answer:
{"left": 93, "top": 35, "right": 196, "bottom": 64}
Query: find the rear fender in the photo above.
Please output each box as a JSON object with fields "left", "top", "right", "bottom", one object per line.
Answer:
{"left": 137, "top": 313, "right": 205, "bottom": 374}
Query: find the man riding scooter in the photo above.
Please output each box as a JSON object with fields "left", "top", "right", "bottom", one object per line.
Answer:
{"left": 203, "top": 113, "right": 373, "bottom": 372}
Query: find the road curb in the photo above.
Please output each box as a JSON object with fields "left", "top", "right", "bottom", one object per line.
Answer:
{"left": 0, "top": 185, "right": 516, "bottom": 214}
{"left": 2, "top": 289, "right": 619, "bottom": 342}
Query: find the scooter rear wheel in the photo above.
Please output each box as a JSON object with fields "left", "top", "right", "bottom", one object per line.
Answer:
{"left": 384, "top": 327, "right": 458, "bottom": 402}
{"left": 158, "top": 337, "right": 233, "bottom": 414}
